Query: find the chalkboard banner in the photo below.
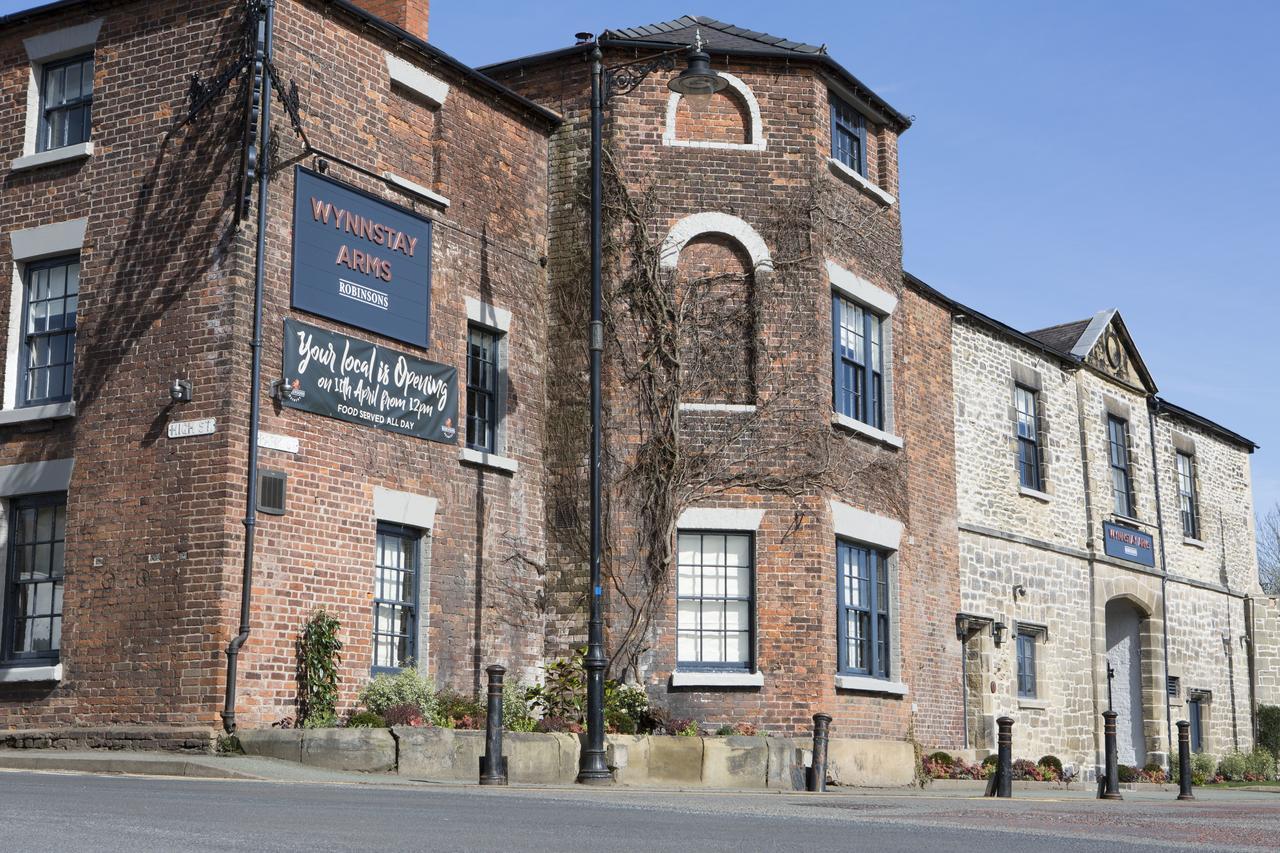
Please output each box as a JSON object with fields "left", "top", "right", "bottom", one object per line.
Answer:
{"left": 292, "top": 167, "right": 433, "bottom": 348}
{"left": 281, "top": 319, "right": 458, "bottom": 444}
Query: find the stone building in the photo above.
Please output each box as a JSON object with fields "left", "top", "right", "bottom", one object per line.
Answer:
{"left": 911, "top": 270, "right": 1268, "bottom": 775}
{"left": 0, "top": 0, "right": 557, "bottom": 733}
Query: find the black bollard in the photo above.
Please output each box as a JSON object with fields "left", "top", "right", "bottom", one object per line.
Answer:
{"left": 1099, "top": 710, "right": 1122, "bottom": 799}
{"left": 995, "top": 716, "right": 1013, "bottom": 798}
{"left": 479, "top": 664, "right": 508, "bottom": 785}
{"left": 806, "top": 713, "right": 832, "bottom": 792}
{"left": 1176, "top": 720, "right": 1194, "bottom": 801}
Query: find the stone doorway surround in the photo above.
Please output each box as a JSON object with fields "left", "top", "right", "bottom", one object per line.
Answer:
{"left": 1093, "top": 574, "right": 1168, "bottom": 770}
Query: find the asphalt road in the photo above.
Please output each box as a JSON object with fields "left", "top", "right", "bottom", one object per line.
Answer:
{"left": 1, "top": 770, "right": 1276, "bottom": 852}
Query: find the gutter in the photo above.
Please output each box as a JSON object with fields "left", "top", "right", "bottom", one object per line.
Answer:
{"left": 1146, "top": 397, "right": 1175, "bottom": 770}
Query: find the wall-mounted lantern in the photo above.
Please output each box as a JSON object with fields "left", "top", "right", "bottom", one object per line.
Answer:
{"left": 992, "top": 621, "right": 1008, "bottom": 646}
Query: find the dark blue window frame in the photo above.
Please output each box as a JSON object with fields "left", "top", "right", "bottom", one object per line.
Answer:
{"left": 829, "top": 92, "right": 866, "bottom": 176}
{"left": 1188, "top": 696, "right": 1204, "bottom": 753}
{"left": 1107, "top": 415, "right": 1134, "bottom": 517}
{"left": 675, "top": 530, "right": 755, "bottom": 673}
{"left": 1016, "top": 631, "right": 1037, "bottom": 698}
{"left": 2, "top": 493, "right": 68, "bottom": 666}
{"left": 836, "top": 539, "right": 890, "bottom": 679}
{"left": 38, "top": 53, "right": 93, "bottom": 153}
{"left": 832, "top": 294, "right": 884, "bottom": 429}
{"left": 371, "top": 522, "right": 420, "bottom": 674}
{"left": 465, "top": 324, "right": 500, "bottom": 453}
{"left": 19, "top": 255, "right": 79, "bottom": 408}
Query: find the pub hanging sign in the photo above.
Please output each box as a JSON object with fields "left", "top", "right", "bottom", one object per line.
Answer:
{"left": 281, "top": 319, "right": 457, "bottom": 444}
{"left": 291, "top": 167, "right": 433, "bottom": 348}
{"left": 1102, "top": 521, "right": 1155, "bottom": 567}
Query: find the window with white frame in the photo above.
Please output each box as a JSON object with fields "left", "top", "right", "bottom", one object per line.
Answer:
{"left": 833, "top": 294, "right": 884, "bottom": 430}
{"left": 836, "top": 539, "right": 891, "bottom": 679}
{"left": 676, "top": 531, "right": 753, "bottom": 671}
{"left": 1176, "top": 450, "right": 1200, "bottom": 539}
{"left": 38, "top": 53, "right": 93, "bottom": 153}
{"left": 1107, "top": 415, "right": 1135, "bottom": 517}
{"left": 372, "top": 522, "right": 420, "bottom": 673}
{"left": 21, "top": 256, "right": 78, "bottom": 407}
{"left": 1014, "top": 384, "right": 1043, "bottom": 491}
{"left": 2, "top": 493, "right": 67, "bottom": 665}
{"left": 829, "top": 92, "right": 866, "bottom": 176}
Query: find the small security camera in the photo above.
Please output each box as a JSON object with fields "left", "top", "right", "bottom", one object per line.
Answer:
{"left": 169, "top": 379, "right": 192, "bottom": 403}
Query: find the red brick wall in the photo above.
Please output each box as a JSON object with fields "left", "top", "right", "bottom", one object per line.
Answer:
{"left": 350, "top": 0, "right": 428, "bottom": 40}
{"left": 0, "top": 0, "right": 552, "bottom": 732}
{"left": 492, "top": 50, "right": 964, "bottom": 742}
{"left": 673, "top": 89, "right": 750, "bottom": 145}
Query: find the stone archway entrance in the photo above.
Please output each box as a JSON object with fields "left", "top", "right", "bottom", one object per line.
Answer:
{"left": 1105, "top": 598, "right": 1147, "bottom": 766}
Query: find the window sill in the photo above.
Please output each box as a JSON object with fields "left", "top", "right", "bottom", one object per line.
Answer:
{"left": 1018, "top": 698, "right": 1048, "bottom": 711}
{"left": 670, "top": 670, "right": 764, "bottom": 688}
{"left": 1111, "top": 514, "right": 1148, "bottom": 528}
{"left": 1018, "top": 486, "right": 1052, "bottom": 503}
{"left": 826, "top": 157, "right": 896, "bottom": 206}
{"left": 0, "top": 663, "right": 62, "bottom": 684}
{"left": 834, "top": 674, "right": 908, "bottom": 696}
{"left": 458, "top": 446, "right": 518, "bottom": 474}
{"left": 1183, "top": 537, "right": 1206, "bottom": 550}
{"left": 0, "top": 402, "right": 76, "bottom": 426}
{"left": 832, "top": 413, "right": 903, "bottom": 449}
{"left": 382, "top": 171, "right": 450, "bottom": 209}
{"left": 10, "top": 142, "right": 94, "bottom": 173}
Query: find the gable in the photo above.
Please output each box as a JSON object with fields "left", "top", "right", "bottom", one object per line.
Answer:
{"left": 1078, "top": 312, "right": 1156, "bottom": 394}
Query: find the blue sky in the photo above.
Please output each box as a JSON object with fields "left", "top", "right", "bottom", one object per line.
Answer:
{"left": 5, "top": 1, "right": 1278, "bottom": 517}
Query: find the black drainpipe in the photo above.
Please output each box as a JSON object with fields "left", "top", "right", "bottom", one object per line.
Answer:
{"left": 222, "top": 0, "right": 273, "bottom": 735}
{"left": 1146, "top": 397, "right": 1174, "bottom": 769}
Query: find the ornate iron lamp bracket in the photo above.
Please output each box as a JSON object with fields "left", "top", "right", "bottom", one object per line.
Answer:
{"left": 602, "top": 50, "right": 680, "bottom": 102}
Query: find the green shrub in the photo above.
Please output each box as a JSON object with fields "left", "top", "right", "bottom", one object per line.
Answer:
{"left": 503, "top": 681, "right": 537, "bottom": 732}
{"left": 1117, "top": 764, "right": 1139, "bottom": 783}
{"left": 928, "top": 751, "right": 956, "bottom": 768}
{"left": 606, "top": 681, "right": 650, "bottom": 732}
{"left": 358, "top": 668, "right": 438, "bottom": 720}
{"left": 1191, "top": 752, "right": 1216, "bottom": 785}
{"left": 436, "top": 690, "right": 486, "bottom": 728}
{"left": 1244, "top": 747, "right": 1276, "bottom": 781}
{"left": 981, "top": 754, "right": 998, "bottom": 768}
{"left": 1257, "top": 705, "right": 1280, "bottom": 762}
{"left": 1037, "top": 755, "right": 1062, "bottom": 774}
{"left": 297, "top": 610, "right": 342, "bottom": 728}
{"left": 526, "top": 649, "right": 586, "bottom": 721}
{"left": 1142, "top": 761, "right": 1164, "bottom": 775}
{"left": 1217, "top": 752, "right": 1248, "bottom": 781}
{"left": 346, "top": 710, "right": 386, "bottom": 729}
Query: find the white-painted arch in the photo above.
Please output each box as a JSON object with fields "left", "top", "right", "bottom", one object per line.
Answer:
{"left": 663, "top": 72, "right": 766, "bottom": 152}
{"left": 659, "top": 212, "right": 773, "bottom": 272}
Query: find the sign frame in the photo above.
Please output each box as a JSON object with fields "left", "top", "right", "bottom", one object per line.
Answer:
{"left": 291, "top": 166, "right": 434, "bottom": 349}
{"left": 1102, "top": 521, "right": 1156, "bottom": 567}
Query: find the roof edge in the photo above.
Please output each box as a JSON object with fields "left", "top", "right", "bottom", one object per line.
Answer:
{"left": 1153, "top": 397, "right": 1259, "bottom": 452}
{"left": 481, "top": 36, "right": 912, "bottom": 132}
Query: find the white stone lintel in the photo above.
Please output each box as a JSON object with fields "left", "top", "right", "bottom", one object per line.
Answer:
{"left": 10, "top": 141, "right": 94, "bottom": 174}
{"left": 826, "top": 260, "right": 897, "bottom": 316}
{"left": 827, "top": 157, "right": 896, "bottom": 206}
{"left": 832, "top": 412, "right": 903, "bottom": 449}
{"left": 9, "top": 217, "right": 87, "bottom": 261}
{"left": 1018, "top": 698, "right": 1049, "bottom": 710}
{"left": 373, "top": 486, "right": 437, "bottom": 530}
{"left": 382, "top": 171, "right": 450, "bottom": 209}
{"left": 677, "top": 506, "right": 765, "bottom": 531}
{"left": 678, "top": 402, "right": 757, "bottom": 414}
{"left": 385, "top": 53, "right": 449, "bottom": 107}
{"left": 834, "top": 674, "right": 908, "bottom": 695}
{"left": 459, "top": 446, "right": 518, "bottom": 474}
{"left": 0, "top": 458, "right": 73, "bottom": 498}
{"left": 830, "top": 499, "right": 902, "bottom": 551}
{"left": 671, "top": 670, "right": 764, "bottom": 688}
{"left": 24, "top": 19, "right": 102, "bottom": 62}
{"left": 465, "top": 297, "right": 511, "bottom": 333}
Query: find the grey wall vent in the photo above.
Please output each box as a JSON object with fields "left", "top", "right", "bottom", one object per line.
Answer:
{"left": 257, "top": 469, "right": 287, "bottom": 515}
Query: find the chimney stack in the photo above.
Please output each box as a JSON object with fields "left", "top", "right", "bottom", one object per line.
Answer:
{"left": 352, "top": 1, "right": 429, "bottom": 40}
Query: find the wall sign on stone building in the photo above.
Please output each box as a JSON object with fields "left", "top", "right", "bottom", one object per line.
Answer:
{"left": 291, "top": 167, "right": 433, "bottom": 348}
{"left": 281, "top": 319, "right": 457, "bottom": 444}
{"left": 1103, "top": 521, "right": 1155, "bottom": 567}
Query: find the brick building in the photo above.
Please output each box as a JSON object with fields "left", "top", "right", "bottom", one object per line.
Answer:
{"left": 0, "top": 0, "right": 556, "bottom": 734}
{"left": 485, "top": 16, "right": 962, "bottom": 743}
{"left": 0, "top": 0, "right": 1271, "bottom": 771}
{"left": 912, "top": 270, "right": 1270, "bottom": 775}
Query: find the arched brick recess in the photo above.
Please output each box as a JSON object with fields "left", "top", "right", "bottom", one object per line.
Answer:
{"left": 659, "top": 212, "right": 772, "bottom": 272}
{"left": 675, "top": 234, "right": 755, "bottom": 406}
{"left": 663, "top": 72, "right": 766, "bottom": 151}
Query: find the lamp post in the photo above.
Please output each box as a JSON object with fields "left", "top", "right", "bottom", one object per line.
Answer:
{"left": 576, "top": 31, "right": 727, "bottom": 785}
